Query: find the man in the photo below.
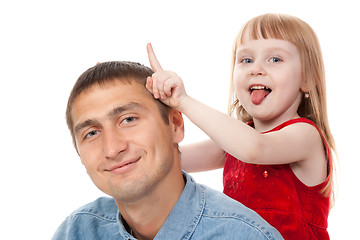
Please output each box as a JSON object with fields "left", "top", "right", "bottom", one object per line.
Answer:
{"left": 52, "top": 61, "right": 283, "bottom": 239}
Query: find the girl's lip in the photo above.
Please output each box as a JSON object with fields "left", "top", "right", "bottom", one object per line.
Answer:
{"left": 248, "top": 84, "right": 272, "bottom": 93}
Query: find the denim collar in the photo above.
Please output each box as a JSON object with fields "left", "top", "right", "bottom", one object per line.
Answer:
{"left": 117, "top": 172, "right": 205, "bottom": 239}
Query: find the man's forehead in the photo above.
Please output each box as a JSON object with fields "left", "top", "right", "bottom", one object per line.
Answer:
{"left": 75, "top": 80, "right": 152, "bottom": 105}
{"left": 71, "top": 81, "right": 155, "bottom": 124}
{"left": 80, "top": 79, "right": 146, "bottom": 97}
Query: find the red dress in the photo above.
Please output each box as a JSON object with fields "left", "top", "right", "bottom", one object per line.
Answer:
{"left": 223, "top": 118, "right": 331, "bottom": 239}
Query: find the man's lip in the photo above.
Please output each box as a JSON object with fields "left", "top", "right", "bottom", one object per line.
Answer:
{"left": 107, "top": 158, "right": 140, "bottom": 171}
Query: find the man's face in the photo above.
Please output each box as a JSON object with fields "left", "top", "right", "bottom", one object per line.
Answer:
{"left": 71, "top": 80, "right": 184, "bottom": 202}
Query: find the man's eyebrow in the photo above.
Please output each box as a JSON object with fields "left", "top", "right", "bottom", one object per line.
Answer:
{"left": 73, "top": 102, "right": 143, "bottom": 136}
{"left": 105, "top": 102, "right": 143, "bottom": 118}
{"left": 73, "top": 119, "right": 100, "bottom": 136}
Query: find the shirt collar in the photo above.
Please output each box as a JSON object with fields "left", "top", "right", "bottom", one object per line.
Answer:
{"left": 117, "top": 172, "right": 205, "bottom": 239}
{"left": 154, "top": 172, "right": 205, "bottom": 239}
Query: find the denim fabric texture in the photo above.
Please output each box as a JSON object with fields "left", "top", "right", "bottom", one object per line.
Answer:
{"left": 52, "top": 172, "right": 283, "bottom": 240}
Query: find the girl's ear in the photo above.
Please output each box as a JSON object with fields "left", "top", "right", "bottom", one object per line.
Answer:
{"left": 169, "top": 109, "right": 184, "bottom": 144}
{"left": 300, "top": 78, "right": 310, "bottom": 93}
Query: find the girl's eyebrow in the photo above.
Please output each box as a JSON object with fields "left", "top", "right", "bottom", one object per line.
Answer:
{"left": 73, "top": 102, "right": 143, "bottom": 136}
{"left": 236, "top": 48, "right": 252, "bottom": 56}
{"left": 265, "top": 47, "right": 291, "bottom": 55}
{"left": 236, "top": 47, "right": 291, "bottom": 56}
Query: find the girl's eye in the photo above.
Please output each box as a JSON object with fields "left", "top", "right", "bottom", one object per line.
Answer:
{"left": 269, "top": 57, "right": 282, "bottom": 63}
{"left": 241, "top": 58, "right": 253, "bottom": 64}
{"left": 85, "top": 130, "right": 99, "bottom": 139}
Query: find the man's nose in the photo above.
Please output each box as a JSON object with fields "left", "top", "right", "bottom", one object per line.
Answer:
{"left": 102, "top": 129, "right": 127, "bottom": 159}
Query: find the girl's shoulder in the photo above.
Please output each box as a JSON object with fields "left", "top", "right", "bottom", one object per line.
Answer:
{"left": 263, "top": 118, "right": 319, "bottom": 133}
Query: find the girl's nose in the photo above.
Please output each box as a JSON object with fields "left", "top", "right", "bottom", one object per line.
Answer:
{"left": 103, "top": 130, "right": 128, "bottom": 160}
{"left": 248, "top": 63, "right": 266, "bottom": 76}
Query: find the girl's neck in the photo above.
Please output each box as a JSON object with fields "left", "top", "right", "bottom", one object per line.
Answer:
{"left": 252, "top": 113, "right": 300, "bottom": 132}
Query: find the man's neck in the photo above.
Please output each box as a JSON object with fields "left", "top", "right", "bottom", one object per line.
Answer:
{"left": 116, "top": 170, "right": 185, "bottom": 240}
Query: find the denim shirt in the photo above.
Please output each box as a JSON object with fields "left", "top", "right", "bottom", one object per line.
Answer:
{"left": 52, "top": 172, "right": 283, "bottom": 240}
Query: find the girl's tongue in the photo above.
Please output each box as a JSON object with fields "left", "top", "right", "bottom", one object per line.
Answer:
{"left": 251, "top": 89, "right": 270, "bottom": 105}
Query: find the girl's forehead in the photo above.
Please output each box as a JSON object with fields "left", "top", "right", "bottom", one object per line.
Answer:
{"left": 235, "top": 38, "right": 300, "bottom": 60}
{"left": 239, "top": 27, "right": 285, "bottom": 44}
{"left": 236, "top": 27, "right": 298, "bottom": 53}
{"left": 237, "top": 37, "right": 289, "bottom": 48}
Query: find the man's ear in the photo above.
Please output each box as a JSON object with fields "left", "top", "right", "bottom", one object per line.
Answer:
{"left": 169, "top": 109, "right": 184, "bottom": 144}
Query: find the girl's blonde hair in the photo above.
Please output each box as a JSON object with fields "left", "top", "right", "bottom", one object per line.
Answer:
{"left": 228, "top": 13, "right": 336, "bottom": 198}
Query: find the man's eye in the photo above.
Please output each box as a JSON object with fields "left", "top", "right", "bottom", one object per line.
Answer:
{"left": 85, "top": 130, "right": 98, "bottom": 139}
{"left": 269, "top": 57, "right": 282, "bottom": 63}
{"left": 122, "top": 117, "right": 137, "bottom": 125}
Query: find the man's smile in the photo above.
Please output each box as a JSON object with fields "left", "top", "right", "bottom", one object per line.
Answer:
{"left": 106, "top": 157, "right": 141, "bottom": 174}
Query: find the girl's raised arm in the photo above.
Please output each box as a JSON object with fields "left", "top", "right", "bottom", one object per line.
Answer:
{"left": 180, "top": 139, "right": 225, "bottom": 173}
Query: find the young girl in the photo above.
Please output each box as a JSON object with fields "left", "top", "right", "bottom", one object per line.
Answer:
{"left": 146, "top": 13, "right": 336, "bottom": 239}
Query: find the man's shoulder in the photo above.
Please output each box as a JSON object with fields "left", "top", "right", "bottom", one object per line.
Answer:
{"left": 200, "top": 184, "right": 252, "bottom": 215}
{"left": 69, "top": 196, "right": 118, "bottom": 222}
{"left": 52, "top": 197, "right": 121, "bottom": 240}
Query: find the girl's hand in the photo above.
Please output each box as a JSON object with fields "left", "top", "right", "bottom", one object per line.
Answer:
{"left": 146, "top": 43, "right": 188, "bottom": 110}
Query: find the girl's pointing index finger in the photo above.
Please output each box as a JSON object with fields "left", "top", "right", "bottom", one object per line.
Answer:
{"left": 147, "top": 43, "right": 163, "bottom": 72}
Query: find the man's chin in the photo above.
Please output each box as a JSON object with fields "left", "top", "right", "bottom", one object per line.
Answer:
{"left": 108, "top": 177, "right": 153, "bottom": 202}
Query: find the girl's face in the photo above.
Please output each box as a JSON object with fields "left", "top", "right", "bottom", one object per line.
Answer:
{"left": 233, "top": 36, "right": 306, "bottom": 130}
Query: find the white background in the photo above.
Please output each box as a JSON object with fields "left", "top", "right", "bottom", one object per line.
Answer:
{"left": 1, "top": 0, "right": 359, "bottom": 239}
